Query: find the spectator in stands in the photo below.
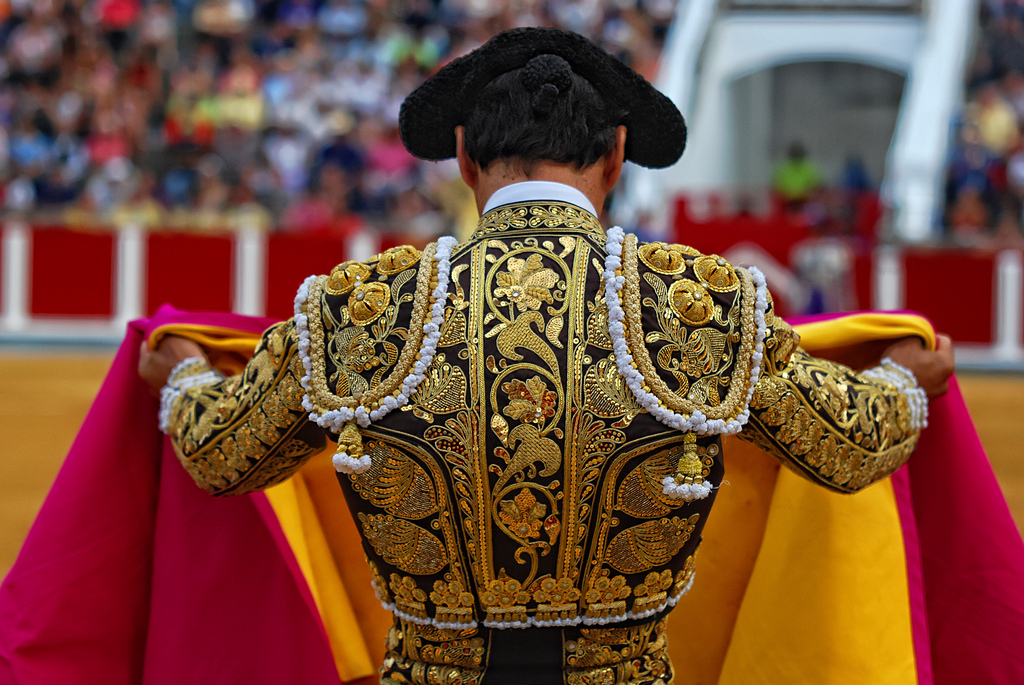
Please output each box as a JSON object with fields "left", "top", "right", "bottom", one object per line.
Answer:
{"left": 946, "top": 123, "right": 1000, "bottom": 225}
{"left": 950, "top": 185, "right": 991, "bottom": 245}
{"left": 0, "top": 0, "right": 684, "bottom": 241}
{"left": 95, "top": 0, "right": 142, "bottom": 61}
{"left": 970, "top": 82, "right": 1020, "bottom": 157}
{"left": 7, "top": 7, "right": 62, "bottom": 87}
{"left": 772, "top": 141, "right": 822, "bottom": 213}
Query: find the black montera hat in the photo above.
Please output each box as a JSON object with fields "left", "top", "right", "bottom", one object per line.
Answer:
{"left": 399, "top": 27, "right": 686, "bottom": 169}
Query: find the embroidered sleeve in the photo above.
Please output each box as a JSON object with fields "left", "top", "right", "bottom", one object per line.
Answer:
{"left": 740, "top": 309, "right": 924, "bottom": 493}
{"left": 161, "top": 320, "right": 327, "bottom": 496}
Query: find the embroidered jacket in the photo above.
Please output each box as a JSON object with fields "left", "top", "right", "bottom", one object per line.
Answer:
{"left": 163, "top": 200, "right": 923, "bottom": 685}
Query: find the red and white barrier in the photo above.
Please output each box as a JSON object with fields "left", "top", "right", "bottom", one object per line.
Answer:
{"left": 1, "top": 220, "right": 1022, "bottom": 366}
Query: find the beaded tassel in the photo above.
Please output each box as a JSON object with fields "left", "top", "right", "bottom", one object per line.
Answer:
{"left": 662, "top": 433, "right": 712, "bottom": 501}
{"left": 332, "top": 420, "right": 370, "bottom": 474}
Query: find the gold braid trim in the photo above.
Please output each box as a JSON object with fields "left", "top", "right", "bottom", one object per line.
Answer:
{"left": 305, "top": 242, "right": 437, "bottom": 411}
{"left": 620, "top": 232, "right": 758, "bottom": 421}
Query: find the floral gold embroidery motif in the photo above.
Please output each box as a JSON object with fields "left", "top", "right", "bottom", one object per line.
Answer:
{"left": 607, "top": 515, "right": 700, "bottom": 574}
{"left": 638, "top": 242, "right": 699, "bottom": 274}
{"left": 498, "top": 488, "right": 547, "bottom": 540}
{"left": 377, "top": 245, "right": 423, "bottom": 274}
{"left": 494, "top": 253, "right": 559, "bottom": 311}
{"left": 325, "top": 261, "right": 373, "bottom": 295}
{"left": 692, "top": 254, "right": 740, "bottom": 292}
{"left": 360, "top": 514, "right": 448, "bottom": 575}
{"left": 348, "top": 281, "right": 390, "bottom": 325}
{"left": 668, "top": 278, "right": 715, "bottom": 326}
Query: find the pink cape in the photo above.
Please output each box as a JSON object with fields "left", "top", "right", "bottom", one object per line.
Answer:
{"left": 1, "top": 308, "right": 1022, "bottom": 684}
{"left": 0, "top": 308, "right": 340, "bottom": 685}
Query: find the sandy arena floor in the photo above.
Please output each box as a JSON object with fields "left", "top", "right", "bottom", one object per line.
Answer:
{"left": 1, "top": 352, "right": 1022, "bottom": 578}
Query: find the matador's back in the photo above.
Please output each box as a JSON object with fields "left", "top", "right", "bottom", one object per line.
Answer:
{"left": 164, "top": 200, "right": 923, "bottom": 685}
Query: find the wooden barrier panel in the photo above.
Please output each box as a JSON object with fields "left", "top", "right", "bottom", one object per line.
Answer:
{"left": 146, "top": 232, "right": 234, "bottom": 315}
{"left": 903, "top": 249, "right": 995, "bottom": 344}
{"left": 264, "top": 234, "right": 350, "bottom": 321}
{"left": 30, "top": 227, "right": 115, "bottom": 318}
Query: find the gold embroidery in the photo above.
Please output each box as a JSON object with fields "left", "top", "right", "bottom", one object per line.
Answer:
{"left": 622, "top": 233, "right": 758, "bottom": 421}
{"left": 167, "top": 199, "right": 923, "bottom": 685}
{"left": 607, "top": 515, "right": 700, "bottom": 574}
{"left": 473, "top": 202, "right": 604, "bottom": 238}
{"left": 304, "top": 241, "right": 435, "bottom": 413}
{"left": 167, "top": 322, "right": 325, "bottom": 495}
{"left": 692, "top": 254, "right": 740, "bottom": 292}
{"left": 668, "top": 278, "right": 714, "bottom": 326}
{"left": 742, "top": 298, "right": 919, "bottom": 491}
{"left": 348, "top": 281, "right": 391, "bottom": 326}
{"left": 325, "top": 261, "right": 373, "bottom": 295}
{"left": 360, "top": 514, "right": 448, "bottom": 575}
{"left": 349, "top": 441, "right": 438, "bottom": 519}
{"left": 497, "top": 488, "right": 547, "bottom": 540}
{"left": 502, "top": 375, "right": 557, "bottom": 424}
{"left": 389, "top": 574, "right": 429, "bottom": 619}
{"left": 583, "top": 356, "right": 644, "bottom": 422}
{"left": 377, "top": 245, "right": 423, "bottom": 275}
{"left": 615, "top": 447, "right": 690, "bottom": 518}
{"left": 583, "top": 571, "right": 631, "bottom": 620}
{"left": 493, "top": 253, "right": 559, "bottom": 311}
{"left": 566, "top": 618, "right": 673, "bottom": 684}
{"left": 406, "top": 353, "right": 467, "bottom": 421}
{"left": 638, "top": 241, "right": 699, "bottom": 274}
{"left": 429, "top": 579, "right": 476, "bottom": 626}
{"left": 632, "top": 570, "right": 674, "bottom": 615}
{"left": 381, "top": 620, "right": 485, "bottom": 684}
{"left": 480, "top": 574, "right": 530, "bottom": 623}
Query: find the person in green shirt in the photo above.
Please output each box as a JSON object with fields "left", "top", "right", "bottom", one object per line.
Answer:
{"left": 772, "top": 141, "right": 822, "bottom": 210}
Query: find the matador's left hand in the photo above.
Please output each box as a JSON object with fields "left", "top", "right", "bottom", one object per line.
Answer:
{"left": 138, "top": 335, "right": 206, "bottom": 396}
{"left": 883, "top": 334, "right": 955, "bottom": 399}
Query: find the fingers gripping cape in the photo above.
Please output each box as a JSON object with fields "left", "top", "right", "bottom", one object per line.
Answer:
{"left": 1, "top": 306, "right": 1022, "bottom": 685}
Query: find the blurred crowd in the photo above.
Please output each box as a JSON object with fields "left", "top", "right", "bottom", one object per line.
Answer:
{"left": 947, "top": 0, "right": 1024, "bottom": 248}
{"left": 0, "top": 0, "right": 675, "bottom": 240}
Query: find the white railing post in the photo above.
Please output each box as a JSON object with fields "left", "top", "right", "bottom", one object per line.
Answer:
{"left": 115, "top": 224, "right": 145, "bottom": 330}
{"left": 349, "top": 227, "right": 379, "bottom": 263}
{"left": 234, "top": 225, "right": 266, "bottom": 317}
{"left": 1, "top": 221, "right": 30, "bottom": 332}
{"left": 994, "top": 249, "right": 1024, "bottom": 360}
{"left": 874, "top": 245, "right": 904, "bottom": 311}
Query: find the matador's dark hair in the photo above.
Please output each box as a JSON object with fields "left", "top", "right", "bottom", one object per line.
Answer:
{"left": 462, "top": 54, "right": 626, "bottom": 172}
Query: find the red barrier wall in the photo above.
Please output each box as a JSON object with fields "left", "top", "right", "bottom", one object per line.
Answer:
{"left": 146, "top": 233, "right": 234, "bottom": 315}
{"left": 30, "top": 228, "right": 115, "bottom": 317}
{"left": 903, "top": 250, "right": 995, "bottom": 344}
{"left": 264, "top": 234, "right": 349, "bottom": 320}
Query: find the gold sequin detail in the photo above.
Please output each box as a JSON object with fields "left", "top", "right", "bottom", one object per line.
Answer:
{"left": 359, "top": 514, "right": 448, "bottom": 575}
{"left": 473, "top": 202, "right": 604, "bottom": 238}
{"left": 621, "top": 233, "right": 759, "bottom": 421}
{"left": 667, "top": 279, "right": 714, "bottom": 326}
{"left": 348, "top": 281, "right": 390, "bottom": 325}
{"left": 692, "top": 254, "right": 739, "bottom": 292}
{"left": 638, "top": 241, "right": 699, "bottom": 274}
{"left": 325, "top": 261, "right": 373, "bottom": 295}
{"left": 377, "top": 245, "right": 423, "bottom": 274}
{"left": 304, "top": 241, "right": 436, "bottom": 412}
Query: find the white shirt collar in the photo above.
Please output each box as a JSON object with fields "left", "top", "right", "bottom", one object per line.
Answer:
{"left": 481, "top": 181, "right": 598, "bottom": 217}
